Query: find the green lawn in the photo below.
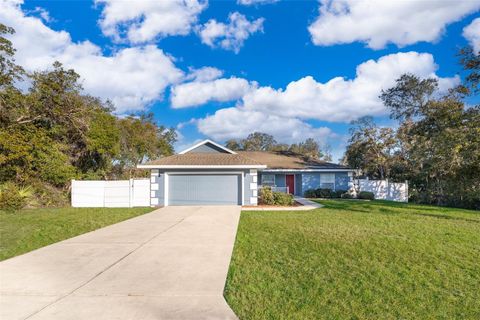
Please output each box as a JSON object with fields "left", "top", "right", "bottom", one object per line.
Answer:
{"left": 0, "top": 207, "right": 153, "bottom": 261}
{"left": 225, "top": 200, "right": 480, "bottom": 319}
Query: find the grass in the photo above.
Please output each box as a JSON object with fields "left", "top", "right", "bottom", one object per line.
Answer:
{"left": 0, "top": 207, "right": 153, "bottom": 261}
{"left": 225, "top": 200, "right": 480, "bottom": 319}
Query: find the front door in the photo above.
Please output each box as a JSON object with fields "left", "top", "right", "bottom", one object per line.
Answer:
{"left": 286, "top": 174, "right": 295, "bottom": 195}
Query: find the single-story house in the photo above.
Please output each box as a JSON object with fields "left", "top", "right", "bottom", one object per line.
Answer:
{"left": 138, "top": 139, "right": 354, "bottom": 206}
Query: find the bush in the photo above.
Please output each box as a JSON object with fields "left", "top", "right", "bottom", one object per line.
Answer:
{"left": 315, "top": 188, "right": 334, "bottom": 198}
{"left": 358, "top": 191, "right": 375, "bottom": 200}
{"left": 341, "top": 192, "right": 353, "bottom": 199}
{"left": 273, "top": 191, "right": 294, "bottom": 206}
{"left": 333, "top": 190, "right": 347, "bottom": 198}
{"left": 259, "top": 186, "right": 275, "bottom": 205}
{"left": 304, "top": 189, "right": 317, "bottom": 198}
{"left": 0, "top": 183, "right": 31, "bottom": 212}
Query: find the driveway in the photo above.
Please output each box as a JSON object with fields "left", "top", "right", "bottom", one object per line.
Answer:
{"left": 0, "top": 206, "right": 240, "bottom": 320}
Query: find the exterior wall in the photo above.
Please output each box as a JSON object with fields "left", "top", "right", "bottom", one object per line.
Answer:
{"left": 244, "top": 170, "right": 258, "bottom": 205}
{"left": 335, "top": 172, "right": 350, "bottom": 191}
{"left": 150, "top": 170, "right": 164, "bottom": 207}
{"left": 187, "top": 143, "right": 229, "bottom": 153}
{"left": 150, "top": 168, "right": 257, "bottom": 206}
{"left": 302, "top": 173, "right": 320, "bottom": 192}
{"left": 274, "top": 174, "right": 286, "bottom": 187}
{"left": 295, "top": 174, "right": 302, "bottom": 196}
{"left": 259, "top": 171, "right": 353, "bottom": 196}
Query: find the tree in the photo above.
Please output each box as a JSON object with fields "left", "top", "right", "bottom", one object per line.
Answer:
{"left": 242, "top": 132, "right": 277, "bottom": 151}
{"left": 116, "top": 114, "right": 176, "bottom": 177}
{"left": 225, "top": 139, "right": 241, "bottom": 151}
{"left": 457, "top": 46, "right": 480, "bottom": 96}
{"left": 0, "top": 23, "right": 24, "bottom": 88}
{"left": 378, "top": 73, "right": 480, "bottom": 208}
{"left": 379, "top": 73, "right": 438, "bottom": 121}
{"left": 289, "top": 138, "right": 325, "bottom": 159}
{"left": 343, "top": 117, "right": 399, "bottom": 180}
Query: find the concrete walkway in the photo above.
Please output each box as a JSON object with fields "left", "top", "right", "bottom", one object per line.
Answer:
{"left": 0, "top": 206, "right": 240, "bottom": 320}
{"left": 242, "top": 197, "right": 323, "bottom": 211}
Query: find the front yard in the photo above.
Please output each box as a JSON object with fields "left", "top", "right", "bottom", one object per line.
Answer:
{"left": 225, "top": 200, "right": 480, "bottom": 319}
{"left": 0, "top": 207, "right": 153, "bottom": 261}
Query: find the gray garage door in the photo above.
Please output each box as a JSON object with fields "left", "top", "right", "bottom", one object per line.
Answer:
{"left": 168, "top": 174, "right": 241, "bottom": 205}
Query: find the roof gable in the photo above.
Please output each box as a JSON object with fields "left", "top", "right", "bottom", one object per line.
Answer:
{"left": 179, "top": 139, "right": 236, "bottom": 155}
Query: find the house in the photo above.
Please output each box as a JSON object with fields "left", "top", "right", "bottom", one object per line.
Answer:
{"left": 138, "top": 139, "right": 354, "bottom": 206}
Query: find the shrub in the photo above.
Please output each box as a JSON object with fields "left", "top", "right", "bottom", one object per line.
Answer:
{"left": 341, "top": 192, "right": 353, "bottom": 199}
{"left": 358, "top": 191, "right": 375, "bottom": 200}
{"left": 304, "top": 189, "right": 317, "bottom": 198}
{"left": 259, "top": 186, "right": 275, "bottom": 205}
{"left": 333, "top": 190, "right": 347, "bottom": 198}
{"left": 0, "top": 183, "right": 31, "bottom": 212}
{"left": 315, "top": 188, "right": 333, "bottom": 198}
{"left": 273, "top": 191, "right": 294, "bottom": 206}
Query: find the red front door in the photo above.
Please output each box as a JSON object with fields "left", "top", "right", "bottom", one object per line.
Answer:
{"left": 286, "top": 174, "right": 295, "bottom": 195}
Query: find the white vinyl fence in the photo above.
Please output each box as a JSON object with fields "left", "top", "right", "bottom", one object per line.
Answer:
{"left": 357, "top": 179, "right": 408, "bottom": 202}
{"left": 71, "top": 179, "right": 150, "bottom": 207}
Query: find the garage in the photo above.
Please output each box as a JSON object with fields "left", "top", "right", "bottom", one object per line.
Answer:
{"left": 167, "top": 173, "right": 242, "bottom": 206}
{"left": 137, "top": 139, "right": 266, "bottom": 207}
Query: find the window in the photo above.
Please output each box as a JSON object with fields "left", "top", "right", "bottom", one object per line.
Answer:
{"left": 320, "top": 173, "right": 335, "bottom": 190}
{"left": 261, "top": 174, "right": 275, "bottom": 186}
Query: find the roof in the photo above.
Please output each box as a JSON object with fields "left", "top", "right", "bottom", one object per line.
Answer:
{"left": 140, "top": 153, "right": 265, "bottom": 167}
{"left": 238, "top": 151, "right": 351, "bottom": 170}
{"left": 137, "top": 139, "right": 350, "bottom": 170}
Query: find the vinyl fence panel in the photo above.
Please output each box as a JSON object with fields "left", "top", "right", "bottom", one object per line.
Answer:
{"left": 357, "top": 179, "right": 408, "bottom": 202}
{"left": 132, "top": 179, "right": 151, "bottom": 207}
{"left": 71, "top": 179, "right": 150, "bottom": 207}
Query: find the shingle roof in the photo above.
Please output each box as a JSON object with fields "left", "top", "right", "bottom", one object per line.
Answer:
{"left": 144, "top": 153, "right": 265, "bottom": 166}
{"left": 238, "top": 151, "right": 351, "bottom": 170}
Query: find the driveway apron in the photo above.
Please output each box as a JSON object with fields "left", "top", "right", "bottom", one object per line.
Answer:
{"left": 0, "top": 206, "right": 240, "bottom": 320}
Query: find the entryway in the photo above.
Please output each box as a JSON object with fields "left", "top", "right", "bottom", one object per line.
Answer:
{"left": 286, "top": 174, "right": 295, "bottom": 194}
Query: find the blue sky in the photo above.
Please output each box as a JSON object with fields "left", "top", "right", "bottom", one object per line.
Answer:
{"left": 2, "top": 0, "right": 480, "bottom": 160}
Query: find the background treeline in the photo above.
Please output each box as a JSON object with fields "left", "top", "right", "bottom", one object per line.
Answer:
{"left": 342, "top": 47, "right": 480, "bottom": 209}
{"left": 225, "top": 132, "right": 333, "bottom": 161}
{"left": 0, "top": 25, "right": 176, "bottom": 207}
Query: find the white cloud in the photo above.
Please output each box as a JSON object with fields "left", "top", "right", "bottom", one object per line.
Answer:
{"left": 463, "top": 17, "right": 480, "bottom": 53}
{"left": 198, "top": 12, "right": 264, "bottom": 53}
{"left": 30, "top": 6, "right": 53, "bottom": 22}
{"left": 184, "top": 66, "right": 223, "bottom": 82}
{"left": 171, "top": 77, "right": 255, "bottom": 108}
{"left": 197, "top": 108, "right": 333, "bottom": 143}
{"left": 241, "top": 52, "right": 459, "bottom": 122}
{"left": 237, "top": 0, "right": 278, "bottom": 5}
{"left": 308, "top": 0, "right": 480, "bottom": 49}
{"left": 96, "top": 0, "right": 207, "bottom": 43}
{"left": 1, "top": 0, "right": 183, "bottom": 113}
{"left": 193, "top": 51, "right": 459, "bottom": 142}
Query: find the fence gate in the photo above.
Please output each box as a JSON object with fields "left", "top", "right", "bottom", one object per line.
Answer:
{"left": 71, "top": 179, "right": 150, "bottom": 207}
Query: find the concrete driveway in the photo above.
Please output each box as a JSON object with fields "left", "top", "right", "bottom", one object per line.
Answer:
{"left": 0, "top": 206, "right": 240, "bottom": 320}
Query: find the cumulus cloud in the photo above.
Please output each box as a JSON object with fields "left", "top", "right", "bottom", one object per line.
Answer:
{"left": 184, "top": 66, "right": 224, "bottom": 82}
{"left": 1, "top": 0, "right": 183, "bottom": 113}
{"left": 171, "top": 77, "right": 255, "bottom": 108}
{"left": 463, "top": 17, "right": 480, "bottom": 53}
{"left": 193, "top": 51, "right": 459, "bottom": 142}
{"left": 308, "top": 0, "right": 480, "bottom": 49}
{"left": 237, "top": 0, "right": 279, "bottom": 5}
{"left": 197, "top": 108, "right": 333, "bottom": 143}
{"left": 198, "top": 12, "right": 264, "bottom": 53}
{"left": 241, "top": 52, "right": 459, "bottom": 122}
{"left": 96, "top": 0, "right": 207, "bottom": 43}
